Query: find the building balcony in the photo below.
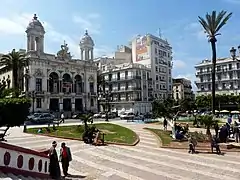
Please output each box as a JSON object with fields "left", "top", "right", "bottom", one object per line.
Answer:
{"left": 106, "top": 75, "right": 142, "bottom": 82}
{"left": 148, "top": 78, "right": 153, "bottom": 81}
{"left": 148, "top": 87, "right": 153, "bottom": 91}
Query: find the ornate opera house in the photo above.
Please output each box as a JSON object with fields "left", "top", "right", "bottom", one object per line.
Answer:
{"left": 0, "top": 14, "right": 98, "bottom": 116}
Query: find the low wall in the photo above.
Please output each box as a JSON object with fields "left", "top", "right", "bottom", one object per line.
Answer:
{"left": 0, "top": 142, "right": 50, "bottom": 178}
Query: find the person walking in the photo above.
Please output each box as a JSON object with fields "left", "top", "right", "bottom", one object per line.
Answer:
{"left": 163, "top": 119, "right": 167, "bottom": 131}
{"left": 60, "top": 112, "right": 65, "bottom": 123}
{"left": 59, "top": 142, "right": 72, "bottom": 177}
{"left": 49, "top": 141, "right": 61, "bottom": 179}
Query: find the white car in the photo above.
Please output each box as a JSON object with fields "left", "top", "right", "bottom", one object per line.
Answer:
{"left": 120, "top": 112, "right": 135, "bottom": 120}
{"left": 93, "top": 112, "right": 104, "bottom": 118}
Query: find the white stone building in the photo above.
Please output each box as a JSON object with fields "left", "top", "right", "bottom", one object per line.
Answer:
{"left": 172, "top": 78, "right": 193, "bottom": 101}
{"left": 131, "top": 34, "right": 173, "bottom": 100}
{"left": 95, "top": 45, "right": 153, "bottom": 114}
{"left": 0, "top": 14, "right": 98, "bottom": 115}
{"left": 195, "top": 57, "right": 240, "bottom": 96}
{"left": 100, "top": 62, "right": 153, "bottom": 114}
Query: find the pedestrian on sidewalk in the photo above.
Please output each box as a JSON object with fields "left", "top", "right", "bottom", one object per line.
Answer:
{"left": 163, "top": 119, "right": 167, "bottom": 131}
{"left": 59, "top": 142, "right": 72, "bottom": 177}
{"left": 60, "top": 112, "right": 65, "bottom": 123}
{"left": 49, "top": 141, "right": 61, "bottom": 179}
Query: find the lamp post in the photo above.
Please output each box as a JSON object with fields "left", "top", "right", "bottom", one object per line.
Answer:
{"left": 230, "top": 46, "right": 240, "bottom": 61}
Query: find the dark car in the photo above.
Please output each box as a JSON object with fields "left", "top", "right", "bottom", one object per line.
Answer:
{"left": 31, "top": 113, "right": 54, "bottom": 124}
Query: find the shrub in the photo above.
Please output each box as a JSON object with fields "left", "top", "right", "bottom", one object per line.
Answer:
{"left": 0, "top": 98, "right": 30, "bottom": 127}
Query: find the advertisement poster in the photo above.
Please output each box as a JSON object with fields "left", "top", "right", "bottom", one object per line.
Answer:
{"left": 136, "top": 35, "right": 150, "bottom": 61}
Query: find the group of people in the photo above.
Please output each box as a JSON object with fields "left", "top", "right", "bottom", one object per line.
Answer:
{"left": 49, "top": 141, "right": 72, "bottom": 179}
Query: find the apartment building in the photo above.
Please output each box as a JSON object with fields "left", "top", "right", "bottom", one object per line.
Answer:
{"left": 131, "top": 34, "right": 173, "bottom": 100}
{"left": 100, "top": 62, "right": 153, "bottom": 114}
{"left": 195, "top": 57, "right": 240, "bottom": 96}
{"left": 172, "top": 78, "right": 193, "bottom": 100}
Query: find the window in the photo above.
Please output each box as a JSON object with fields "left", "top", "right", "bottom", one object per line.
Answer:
{"left": 229, "top": 64, "right": 232, "bottom": 70}
{"left": 36, "top": 98, "right": 42, "bottom": 108}
{"left": 90, "top": 99, "right": 94, "bottom": 106}
{"left": 155, "top": 57, "right": 158, "bottom": 64}
{"left": 155, "top": 66, "right": 158, "bottom": 72}
{"left": 156, "top": 75, "right": 158, "bottom": 81}
{"left": 125, "top": 82, "right": 128, "bottom": 90}
{"left": 155, "top": 48, "right": 157, "bottom": 54}
{"left": 89, "top": 82, "right": 94, "bottom": 93}
{"left": 36, "top": 78, "right": 42, "bottom": 92}
{"left": 125, "top": 71, "right": 128, "bottom": 79}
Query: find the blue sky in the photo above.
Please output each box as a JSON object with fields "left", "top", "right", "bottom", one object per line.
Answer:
{"left": 0, "top": 0, "right": 240, "bottom": 90}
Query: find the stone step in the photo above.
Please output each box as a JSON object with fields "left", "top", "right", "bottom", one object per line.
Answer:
{"left": 0, "top": 172, "right": 49, "bottom": 180}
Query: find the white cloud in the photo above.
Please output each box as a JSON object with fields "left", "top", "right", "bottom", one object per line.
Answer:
{"left": 0, "top": 13, "right": 112, "bottom": 58}
{"left": 173, "top": 60, "right": 186, "bottom": 69}
{"left": 184, "top": 22, "right": 207, "bottom": 41}
{"left": 72, "top": 14, "right": 101, "bottom": 35}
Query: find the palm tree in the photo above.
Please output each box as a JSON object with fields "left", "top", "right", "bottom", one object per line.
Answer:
{"left": 198, "top": 11, "right": 232, "bottom": 114}
{"left": 79, "top": 114, "right": 93, "bottom": 131}
{"left": 200, "top": 115, "right": 218, "bottom": 138}
{"left": 0, "top": 49, "right": 29, "bottom": 90}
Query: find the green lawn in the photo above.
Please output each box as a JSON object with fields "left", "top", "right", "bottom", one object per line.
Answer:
{"left": 27, "top": 123, "right": 138, "bottom": 145}
{"left": 144, "top": 128, "right": 172, "bottom": 146}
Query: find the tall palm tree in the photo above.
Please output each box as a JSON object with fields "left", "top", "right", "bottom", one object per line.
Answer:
{"left": 198, "top": 11, "right": 232, "bottom": 114}
{"left": 0, "top": 49, "right": 29, "bottom": 90}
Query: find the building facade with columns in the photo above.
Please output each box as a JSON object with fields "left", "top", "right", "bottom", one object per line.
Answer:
{"left": 0, "top": 14, "right": 98, "bottom": 115}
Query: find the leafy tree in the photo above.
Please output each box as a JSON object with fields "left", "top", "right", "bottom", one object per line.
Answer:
{"left": 152, "top": 99, "right": 175, "bottom": 120}
{"left": 0, "top": 78, "right": 30, "bottom": 138}
{"left": 198, "top": 11, "right": 232, "bottom": 114}
{"left": 0, "top": 49, "right": 29, "bottom": 90}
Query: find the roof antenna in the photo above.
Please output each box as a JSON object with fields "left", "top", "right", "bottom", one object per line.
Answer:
{"left": 158, "top": 28, "right": 162, "bottom": 38}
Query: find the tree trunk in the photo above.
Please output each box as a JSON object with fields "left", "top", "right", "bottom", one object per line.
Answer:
{"left": 210, "top": 38, "right": 217, "bottom": 115}
{"left": 12, "top": 67, "right": 19, "bottom": 90}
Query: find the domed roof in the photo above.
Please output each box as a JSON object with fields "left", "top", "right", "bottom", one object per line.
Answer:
{"left": 26, "top": 14, "right": 45, "bottom": 32}
{"left": 80, "top": 30, "right": 94, "bottom": 47}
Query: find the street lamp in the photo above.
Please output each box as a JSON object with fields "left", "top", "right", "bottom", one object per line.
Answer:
{"left": 230, "top": 46, "right": 240, "bottom": 61}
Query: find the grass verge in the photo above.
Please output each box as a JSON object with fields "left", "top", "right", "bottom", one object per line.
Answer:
{"left": 26, "top": 123, "right": 138, "bottom": 145}
{"left": 144, "top": 128, "right": 172, "bottom": 146}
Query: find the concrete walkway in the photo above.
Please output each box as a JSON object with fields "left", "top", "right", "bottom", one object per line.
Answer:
{"left": 2, "top": 122, "right": 240, "bottom": 180}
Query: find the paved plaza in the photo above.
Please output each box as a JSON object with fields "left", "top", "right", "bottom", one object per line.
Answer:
{"left": 2, "top": 122, "right": 240, "bottom": 180}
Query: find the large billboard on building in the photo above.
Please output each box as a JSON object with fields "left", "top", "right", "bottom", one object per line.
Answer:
{"left": 136, "top": 35, "right": 150, "bottom": 62}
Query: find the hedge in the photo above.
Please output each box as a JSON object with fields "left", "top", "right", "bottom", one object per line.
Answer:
{"left": 0, "top": 98, "right": 30, "bottom": 127}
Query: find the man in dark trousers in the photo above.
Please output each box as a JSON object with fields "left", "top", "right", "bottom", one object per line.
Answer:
{"left": 59, "top": 142, "right": 72, "bottom": 177}
{"left": 49, "top": 141, "right": 61, "bottom": 179}
{"left": 163, "top": 119, "right": 168, "bottom": 131}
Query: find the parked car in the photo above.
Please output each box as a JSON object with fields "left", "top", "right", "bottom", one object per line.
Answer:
{"left": 93, "top": 112, "right": 104, "bottom": 118}
{"left": 27, "top": 113, "right": 42, "bottom": 121}
{"left": 101, "top": 112, "right": 116, "bottom": 119}
{"left": 120, "top": 112, "right": 135, "bottom": 120}
{"left": 31, "top": 113, "right": 54, "bottom": 124}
